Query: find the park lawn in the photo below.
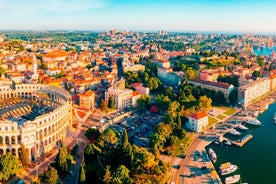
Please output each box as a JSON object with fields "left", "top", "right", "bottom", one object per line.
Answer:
{"left": 208, "top": 116, "right": 218, "bottom": 126}
{"left": 223, "top": 108, "right": 237, "bottom": 116}
{"left": 217, "top": 114, "right": 226, "bottom": 120}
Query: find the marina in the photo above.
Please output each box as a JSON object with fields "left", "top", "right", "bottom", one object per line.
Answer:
{"left": 207, "top": 102, "right": 276, "bottom": 184}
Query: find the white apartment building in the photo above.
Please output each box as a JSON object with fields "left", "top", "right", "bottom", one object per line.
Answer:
{"left": 238, "top": 77, "right": 270, "bottom": 107}
{"left": 105, "top": 79, "right": 133, "bottom": 110}
{"left": 186, "top": 111, "right": 208, "bottom": 132}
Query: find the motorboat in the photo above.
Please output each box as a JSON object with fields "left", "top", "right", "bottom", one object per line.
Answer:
{"left": 274, "top": 112, "right": 276, "bottom": 121}
{"left": 245, "top": 118, "right": 261, "bottom": 126}
{"left": 237, "top": 124, "right": 248, "bottom": 131}
{"left": 208, "top": 148, "right": 217, "bottom": 163}
{"left": 229, "top": 128, "right": 241, "bottom": 136}
{"left": 220, "top": 162, "right": 238, "bottom": 175}
{"left": 224, "top": 140, "right": 232, "bottom": 146}
{"left": 225, "top": 174, "right": 241, "bottom": 184}
{"left": 214, "top": 140, "right": 220, "bottom": 144}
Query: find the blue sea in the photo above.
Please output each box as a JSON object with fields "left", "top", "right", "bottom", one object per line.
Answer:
{"left": 254, "top": 46, "right": 276, "bottom": 56}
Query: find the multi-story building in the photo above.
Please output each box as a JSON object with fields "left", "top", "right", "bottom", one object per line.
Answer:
{"left": 238, "top": 77, "right": 270, "bottom": 107}
{"left": 188, "top": 78, "right": 234, "bottom": 102}
{"left": 130, "top": 83, "right": 150, "bottom": 95}
{"left": 79, "top": 90, "right": 95, "bottom": 109}
{"left": 105, "top": 79, "right": 133, "bottom": 110}
{"left": 186, "top": 111, "right": 208, "bottom": 132}
{"left": 158, "top": 68, "right": 184, "bottom": 87}
{"left": 123, "top": 64, "right": 145, "bottom": 73}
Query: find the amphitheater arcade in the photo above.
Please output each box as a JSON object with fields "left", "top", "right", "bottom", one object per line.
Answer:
{"left": 0, "top": 83, "right": 72, "bottom": 161}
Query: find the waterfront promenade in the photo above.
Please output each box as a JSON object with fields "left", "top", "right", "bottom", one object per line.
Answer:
{"left": 171, "top": 89, "right": 276, "bottom": 184}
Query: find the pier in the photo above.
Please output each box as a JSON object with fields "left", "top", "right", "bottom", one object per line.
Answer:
{"left": 232, "top": 134, "right": 253, "bottom": 147}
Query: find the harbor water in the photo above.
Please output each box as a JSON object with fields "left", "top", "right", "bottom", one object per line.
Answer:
{"left": 254, "top": 46, "right": 276, "bottom": 56}
{"left": 206, "top": 102, "right": 276, "bottom": 184}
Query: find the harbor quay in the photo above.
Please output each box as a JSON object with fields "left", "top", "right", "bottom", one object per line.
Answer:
{"left": 180, "top": 90, "right": 276, "bottom": 184}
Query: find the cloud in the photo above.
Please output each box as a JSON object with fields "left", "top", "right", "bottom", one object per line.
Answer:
{"left": 0, "top": 0, "right": 107, "bottom": 15}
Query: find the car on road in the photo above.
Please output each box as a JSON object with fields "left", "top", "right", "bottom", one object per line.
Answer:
{"left": 190, "top": 173, "right": 196, "bottom": 178}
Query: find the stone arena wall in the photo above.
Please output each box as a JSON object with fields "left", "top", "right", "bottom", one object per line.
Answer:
{"left": 0, "top": 84, "right": 72, "bottom": 161}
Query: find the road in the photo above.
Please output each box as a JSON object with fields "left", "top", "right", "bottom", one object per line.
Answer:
{"left": 170, "top": 114, "right": 239, "bottom": 184}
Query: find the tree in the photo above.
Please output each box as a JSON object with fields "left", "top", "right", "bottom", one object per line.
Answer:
{"left": 228, "top": 89, "right": 238, "bottom": 105}
{"left": 108, "top": 96, "right": 115, "bottom": 109}
{"left": 137, "top": 94, "right": 151, "bottom": 110}
{"left": 85, "top": 128, "right": 101, "bottom": 143}
{"left": 54, "top": 143, "right": 69, "bottom": 177}
{"left": 146, "top": 77, "right": 161, "bottom": 90}
{"left": 100, "top": 99, "right": 108, "bottom": 112}
{"left": 101, "top": 129, "right": 119, "bottom": 145}
{"left": 19, "top": 144, "right": 30, "bottom": 168}
{"left": 252, "top": 70, "right": 262, "bottom": 79}
{"left": 102, "top": 165, "right": 112, "bottom": 184}
{"left": 0, "top": 153, "right": 19, "bottom": 181}
{"left": 0, "top": 67, "right": 5, "bottom": 77}
{"left": 40, "top": 166, "right": 59, "bottom": 184}
{"left": 70, "top": 144, "right": 79, "bottom": 158}
{"left": 79, "top": 164, "right": 86, "bottom": 184}
{"left": 112, "top": 165, "right": 131, "bottom": 184}
{"left": 198, "top": 95, "right": 212, "bottom": 111}
{"left": 167, "top": 101, "right": 181, "bottom": 118}
{"left": 176, "top": 114, "right": 182, "bottom": 129}
{"left": 257, "top": 57, "right": 265, "bottom": 67}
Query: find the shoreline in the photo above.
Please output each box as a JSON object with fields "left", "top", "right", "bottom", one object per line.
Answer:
{"left": 201, "top": 90, "right": 276, "bottom": 184}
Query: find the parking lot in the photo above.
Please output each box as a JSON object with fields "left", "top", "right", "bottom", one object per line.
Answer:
{"left": 108, "top": 111, "right": 162, "bottom": 147}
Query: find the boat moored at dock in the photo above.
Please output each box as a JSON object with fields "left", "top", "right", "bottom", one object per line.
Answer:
{"left": 219, "top": 162, "right": 238, "bottom": 175}
{"left": 245, "top": 118, "right": 261, "bottom": 126}
{"left": 208, "top": 148, "right": 217, "bottom": 163}
{"left": 225, "top": 174, "right": 241, "bottom": 184}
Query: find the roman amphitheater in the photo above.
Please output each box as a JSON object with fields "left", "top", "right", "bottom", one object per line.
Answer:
{"left": 0, "top": 81, "right": 72, "bottom": 161}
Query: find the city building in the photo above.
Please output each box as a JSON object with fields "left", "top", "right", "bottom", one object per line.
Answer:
{"left": 130, "top": 83, "right": 150, "bottom": 95}
{"left": 105, "top": 79, "right": 133, "bottom": 110}
{"left": 238, "top": 77, "right": 270, "bottom": 107}
{"left": 188, "top": 78, "right": 235, "bottom": 102}
{"left": 186, "top": 111, "right": 208, "bottom": 132}
{"left": 157, "top": 68, "right": 184, "bottom": 87}
{"left": 79, "top": 90, "right": 95, "bottom": 109}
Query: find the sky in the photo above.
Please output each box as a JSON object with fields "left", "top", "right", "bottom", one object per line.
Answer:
{"left": 0, "top": 0, "right": 276, "bottom": 33}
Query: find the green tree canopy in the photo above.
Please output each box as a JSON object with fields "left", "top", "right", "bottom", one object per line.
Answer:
{"left": 108, "top": 96, "right": 115, "bottom": 109}
{"left": 19, "top": 144, "right": 30, "bottom": 168}
{"left": 79, "top": 164, "right": 86, "bottom": 184}
{"left": 112, "top": 165, "right": 131, "bottom": 184}
{"left": 40, "top": 166, "right": 59, "bottom": 184}
{"left": 0, "top": 153, "right": 19, "bottom": 181}
{"left": 54, "top": 143, "right": 70, "bottom": 177}
{"left": 146, "top": 77, "right": 161, "bottom": 90}
{"left": 100, "top": 99, "right": 108, "bottom": 112}
{"left": 198, "top": 95, "right": 212, "bottom": 111}
{"left": 137, "top": 94, "right": 151, "bottom": 110}
{"left": 100, "top": 129, "right": 119, "bottom": 145}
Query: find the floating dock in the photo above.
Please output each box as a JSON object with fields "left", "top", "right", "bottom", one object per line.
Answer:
{"left": 232, "top": 134, "right": 253, "bottom": 147}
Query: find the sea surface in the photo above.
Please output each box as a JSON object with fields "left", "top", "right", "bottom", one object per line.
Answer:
{"left": 206, "top": 102, "right": 276, "bottom": 184}
{"left": 254, "top": 46, "right": 276, "bottom": 56}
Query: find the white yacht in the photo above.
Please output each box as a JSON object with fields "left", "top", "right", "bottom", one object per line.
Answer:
{"left": 220, "top": 162, "right": 238, "bottom": 175}
{"left": 208, "top": 148, "right": 217, "bottom": 163}
{"left": 238, "top": 124, "right": 248, "bottom": 131}
{"left": 274, "top": 112, "right": 276, "bottom": 121}
{"left": 245, "top": 118, "right": 261, "bottom": 126}
{"left": 224, "top": 140, "right": 232, "bottom": 146}
{"left": 229, "top": 128, "right": 241, "bottom": 136}
{"left": 225, "top": 174, "right": 241, "bottom": 184}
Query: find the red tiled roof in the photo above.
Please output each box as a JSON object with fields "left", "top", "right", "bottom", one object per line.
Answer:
{"left": 189, "top": 78, "right": 231, "bottom": 89}
{"left": 190, "top": 111, "right": 208, "bottom": 120}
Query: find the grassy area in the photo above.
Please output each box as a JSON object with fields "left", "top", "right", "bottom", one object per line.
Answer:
{"left": 171, "top": 133, "right": 194, "bottom": 156}
{"left": 208, "top": 116, "right": 218, "bottom": 126}
{"left": 223, "top": 108, "right": 237, "bottom": 116}
{"left": 216, "top": 114, "right": 226, "bottom": 120}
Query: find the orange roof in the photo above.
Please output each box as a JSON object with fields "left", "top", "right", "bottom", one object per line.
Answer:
{"left": 190, "top": 111, "right": 208, "bottom": 120}
{"left": 79, "top": 90, "right": 94, "bottom": 97}
{"left": 45, "top": 50, "right": 67, "bottom": 58}
{"left": 133, "top": 91, "right": 140, "bottom": 96}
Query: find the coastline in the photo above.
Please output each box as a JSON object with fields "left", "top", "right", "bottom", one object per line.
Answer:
{"left": 179, "top": 89, "right": 276, "bottom": 184}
